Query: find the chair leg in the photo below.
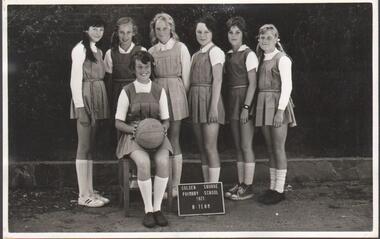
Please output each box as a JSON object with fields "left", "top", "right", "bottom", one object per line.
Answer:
{"left": 118, "top": 160, "right": 123, "bottom": 208}
{"left": 167, "top": 157, "right": 173, "bottom": 213}
{"left": 123, "top": 159, "right": 130, "bottom": 217}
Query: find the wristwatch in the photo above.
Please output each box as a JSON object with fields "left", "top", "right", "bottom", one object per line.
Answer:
{"left": 242, "top": 104, "right": 250, "bottom": 110}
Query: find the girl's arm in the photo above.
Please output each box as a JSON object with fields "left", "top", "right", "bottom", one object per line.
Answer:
{"left": 114, "top": 90, "right": 137, "bottom": 134}
{"left": 180, "top": 43, "right": 191, "bottom": 92}
{"left": 70, "top": 43, "right": 86, "bottom": 109}
{"left": 208, "top": 47, "right": 225, "bottom": 123}
{"left": 240, "top": 51, "right": 258, "bottom": 124}
{"left": 159, "top": 88, "right": 170, "bottom": 132}
{"left": 273, "top": 55, "right": 292, "bottom": 127}
{"left": 70, "top": 43, "right": 89, "bottom": 123}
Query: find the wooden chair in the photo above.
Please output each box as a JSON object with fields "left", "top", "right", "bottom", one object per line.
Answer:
{"left": 119, "top": 156, "right": 173, "bottom": 217}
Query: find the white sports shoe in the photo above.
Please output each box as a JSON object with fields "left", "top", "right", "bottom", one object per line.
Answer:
{"left": 78, "top": 196, "right": 105, "bottom": 208}
{"left": 92, "top": 190, "right": 110, "bottom": 204}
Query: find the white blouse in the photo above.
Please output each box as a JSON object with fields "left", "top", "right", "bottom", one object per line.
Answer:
{"left": 227, "top": 44, "right": 259, "bottom": 72}
{"left": 148, "top": 38, "right": 191, "bottom": 90}
{"left": 115, "top": 80, "right": 169, "bottom": 121}
{"left": 192, "top": 42, "right": 225, "bottom": 66}
{"left": 104, "top": 42, "right": 147, "bottom": 74}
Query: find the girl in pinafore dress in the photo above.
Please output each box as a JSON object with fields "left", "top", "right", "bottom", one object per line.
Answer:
{"left": 70, "top": 16, "right": 110, "bottom": 207}
{"left": 255, "top": 24, "right": 297, "bottom": 205}
{"left": 148, "top": 13, "right": 191, "bottom": 197}
{"left": 104, "top": 17, "right": 146, "bottom": 189}
{"left": 224, "top": 17, "right": 258, "bottom": 201}
{"left": 104, "top": 17, "right": 146, "bottom": 117}
{"left": 115, "top": 51, "right": 172, "bottom": 228}
{"left": 188, "top": 15, "right": 225, "bottom": 182}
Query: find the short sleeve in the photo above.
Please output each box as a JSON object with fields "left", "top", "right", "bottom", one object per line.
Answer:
{"left": 246, "top": 51, "right": 259, "bottom": 72}
{"left": 115, "top": 90, "right": 130, "bottom": 121}
{"left": 209, "top": 47, "right": 225, "bottom": 66}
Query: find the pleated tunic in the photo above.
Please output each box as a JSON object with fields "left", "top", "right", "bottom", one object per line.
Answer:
{"left": 149, "top": 40, "right": 189, "bottom": 121}
{"left": 225, "top": 47, "right": 256, "bottom": 120}
{"left": 70, "top": 47, "right": 109, "bottom": 123}
{"left": 188, "top": 44, "right": 225, "bottom": 124}
{"left": 255, "top": 52, "right": 296, "bottom": 127}
{"left": 115, "top": 82, "right": 173, "bottom": 159}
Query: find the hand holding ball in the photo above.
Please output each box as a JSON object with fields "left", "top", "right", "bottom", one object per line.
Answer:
{"left": 134, "top": 118, "right": 165, "bottom": 149}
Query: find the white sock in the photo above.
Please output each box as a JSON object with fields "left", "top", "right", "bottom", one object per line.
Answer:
{"left": 173, "top": 154, "right": 183, "bottom": 188}
{"left": 137, "top": 179, "right": 153, "bottom": 213}
{"left": 76, "top": 159, "right": 89, "bottom": 198}
{"left": 87, "top": 160, "right": 94, "bottom": 195}
{"left": 269, "top": 168, "right": 276, "bottom": 190}
{"left": 274, "top": 169, "right": 287, "bottom": 193}
{"left": 243, "top": 163, "right": 255, "bottom": 185}
{"left": 209, "top": 167, "right": 220, "bottom": 182}
{"left": 153, "top": 176, "right": 168, "bottom": 212}
{"left": 202, "top": 165, "right": 209, "bottom": 182}
{"left": 237, "top": 162, "right": 244, "bottom": 184}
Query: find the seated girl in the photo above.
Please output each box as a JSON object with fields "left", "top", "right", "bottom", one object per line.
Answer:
{"left": 115, "top": 50, "right": 172, "bottom": 228}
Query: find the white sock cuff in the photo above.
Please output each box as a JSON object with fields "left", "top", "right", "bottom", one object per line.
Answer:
{"left": 276, "top": 169, "right": 287, "bottom": 175}
{"left": 244, "top": 162, "right": 256, "bottom": 166}
{"left": 173, "top": 154, "right": 183, "bottom": 160}
{"left": 154, "top": 175, "right": 169, "bottom": 183}
{"left": 209, "top": 167, "right": 221, "bottom": 182}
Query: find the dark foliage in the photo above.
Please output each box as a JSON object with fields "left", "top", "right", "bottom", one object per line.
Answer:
{"left": 7, "top": 4, "right": 372, "bottom": 160}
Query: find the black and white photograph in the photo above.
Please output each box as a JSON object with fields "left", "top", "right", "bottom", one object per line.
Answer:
{"left": 2, "top": 0, "right": 378, "bottom": 238}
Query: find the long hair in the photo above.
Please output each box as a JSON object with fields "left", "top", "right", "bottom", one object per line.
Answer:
{"left": 255, "top": 24, "right": 286, "bottom": 66}
{"left": 82, "top": 15, "right": 106, "bottom": 62}
{"left": 149, "top": 12, "right": 179, "bottom": 46}
{"left": 226, "top": 16, "right": 249, "bottom": 46}
{"left": 110, "top": 17, "right": 138, "bottom": 50}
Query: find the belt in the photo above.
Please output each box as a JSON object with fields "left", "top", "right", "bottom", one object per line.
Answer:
{"left": 83, "top": 78, "right": 102, "bottom": 82}
{"left": 259, "top": 89, "right": 280, "bottom": 92}
{"left": 230, "top": 84, "right": 248, "bottom": 89}
{"left": 191, "top": 83, "right": 212, "bottom": 87}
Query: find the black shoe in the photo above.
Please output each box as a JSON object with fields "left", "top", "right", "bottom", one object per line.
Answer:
{"left": 262, "top": 191, "right": 285, "bottom": 205}
{"left": 258, "top": 189, "right": 276, "bottom": 203}
{"left": 142, "top": 212, "right": 156, "bottom": 228}
{"left": 153, "top": 210, "right": 168, "bottom": 227}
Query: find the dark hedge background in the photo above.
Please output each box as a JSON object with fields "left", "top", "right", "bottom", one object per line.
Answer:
{"left": 7, "top": 3, "right": 373, "bottom": 162}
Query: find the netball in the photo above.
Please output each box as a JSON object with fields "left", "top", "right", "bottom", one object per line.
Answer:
{"left": 135, "top": 118, "right": 165, "bottom": 149}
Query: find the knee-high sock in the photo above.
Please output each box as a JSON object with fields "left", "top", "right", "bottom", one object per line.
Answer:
{"left": 269, "top": 168, "right": 276, "bottom": 190}
{"left": 202, "top": 165, "right": 209, "bottom": 182}
{"left": 76, "top": 159, "right": 89, "bottom": 198}
{"left": 274, "top": 169, "right": 287, "bottom": 193}
{"left": 209, "top": 167, "right": 220, "bottom": 182}
{"left": 137, "top": 179, "right": 153, "bottom": 213}
{"left": 172, "top": 154, "right": 183, "bottom": 188}
{"left": 153, "top": 176, "right": 168, "bottom": 212}
{"left": 87, "top": 160, "right": 94, "bottom": 194}
{"left": 237, "top": 162, "right": 244, "bottom": 184}
{"left": 243, "top": 162, "right": 256, "bottom": 185}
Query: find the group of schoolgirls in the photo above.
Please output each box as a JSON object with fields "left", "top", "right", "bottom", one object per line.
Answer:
{"left": 69, "top": 13, "right": 296, "bottom": 228}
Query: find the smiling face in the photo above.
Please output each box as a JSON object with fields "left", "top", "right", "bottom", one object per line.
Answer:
{"left": 228, "top": 25, "right": 243, "bottom": 49}
{"left": 258, "top": 30, "right": 277, "bottom": 53}
{"left": 135, "top": 59, "right": 151, "bottom": 82}
{"left": 86, "top": 26, "right": 104, "bottom": 43}
{"left": 118, "top": 23, "right": 135, "bottom": 48}
{"left": 155, "top": 19, "right": 171, "bottom": 44}
{"left": 196, "top": 23, "right": 212, "bottom": 47}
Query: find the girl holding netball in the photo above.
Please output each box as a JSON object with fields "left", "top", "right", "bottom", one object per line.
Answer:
{"left": 115, "top": 51, "right": 172, "bottom": 228}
